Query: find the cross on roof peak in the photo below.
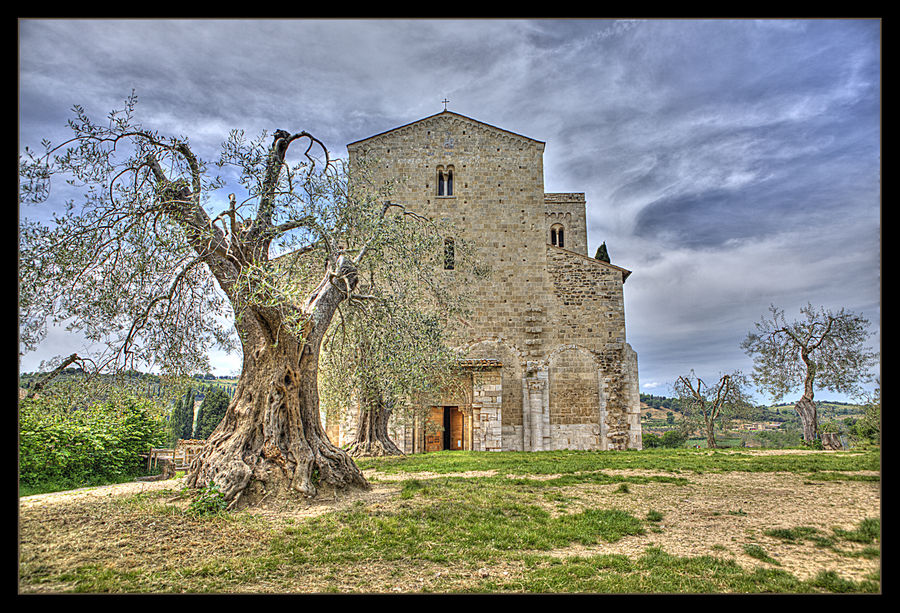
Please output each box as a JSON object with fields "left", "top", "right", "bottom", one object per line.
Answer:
{"left": 441, "top": 98, "right": 450, "bottom": 111}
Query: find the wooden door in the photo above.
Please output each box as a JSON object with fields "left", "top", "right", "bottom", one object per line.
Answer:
{"left": 449, "top": 407, "right": 464, "bottom": 450}
{"left": 424, "top": 406, "right": 466, "bottom": 451}
{"left": 425, "top": 406, "right": 444, "bottom": 453}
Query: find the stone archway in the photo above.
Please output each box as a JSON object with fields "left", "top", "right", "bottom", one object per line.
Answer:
{"left": 546, "top": 345, "right": 604, "bottom": 450}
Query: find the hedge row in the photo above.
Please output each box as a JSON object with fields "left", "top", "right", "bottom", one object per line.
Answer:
{"left": 19, "top": 391, "right": 168, "bottom": 488}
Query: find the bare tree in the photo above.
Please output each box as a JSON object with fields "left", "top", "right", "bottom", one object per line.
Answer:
{"left": 741, "top": 303, "right": 877, "bottom": 444}
{"left": 18, "top": 94, "right": 463, "bottom": 506}
{"left": 673, "top": 371, "right": 750, "bottom": 449}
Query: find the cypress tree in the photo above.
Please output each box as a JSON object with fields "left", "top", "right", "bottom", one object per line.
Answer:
{"left": 168, "top": 386, "right": 195, "bottom": 444}
{"left": 594, "top": 242, "right": 610, "bottom": 263}
{"left": 194, "top": 385, "right": 230, "bottom": 439}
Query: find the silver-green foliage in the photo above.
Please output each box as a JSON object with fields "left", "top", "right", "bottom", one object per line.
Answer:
{"left": 19, "top": 94, "right": 235, "bottom": 375}
{"left": 741, "top": 303, "right": 878, "bottom": 402}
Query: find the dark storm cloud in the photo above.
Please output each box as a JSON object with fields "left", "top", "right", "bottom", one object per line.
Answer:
{"left": 18, "top": 18, "right": 880, "bottom": 400}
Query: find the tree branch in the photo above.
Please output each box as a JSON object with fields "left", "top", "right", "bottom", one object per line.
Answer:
{"left": 251, "top": 130, "right": 331, "bottom": 241}
{"left": 25, "top": 353, "right": 82, "bottom": 399}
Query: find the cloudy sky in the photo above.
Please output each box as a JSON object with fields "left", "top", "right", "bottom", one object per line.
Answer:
{"left": 18, "top": 18, "right": 881, "bottom": 403}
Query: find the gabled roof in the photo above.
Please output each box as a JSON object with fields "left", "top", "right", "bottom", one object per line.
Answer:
{"left": 547, "top": 243, "right": 632, "bottom": 283}
{"left": 347, "top": 110, "right": 545, "bottom": 149}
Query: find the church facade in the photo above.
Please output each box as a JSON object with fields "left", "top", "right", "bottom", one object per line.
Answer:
{"left": 332, "top": 110, "right": 642, "bottom": 452}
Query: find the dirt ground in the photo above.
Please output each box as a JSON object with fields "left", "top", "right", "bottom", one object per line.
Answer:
{"left": 18, "top": 451, "right": 881, "bottom": 590}
{"left": 550, "top": 468, "right": 880, "bottom": 582}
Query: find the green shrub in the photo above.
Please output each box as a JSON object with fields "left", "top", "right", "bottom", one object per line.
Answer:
{"left": 642, "top": 433, "right": 661, "bottom": 448}
{"left": 186, "top": 484, "right": 228, "bottom": 516}
{"left": 19, "top": 390, "right": 168, "bottom": 489}
{"left": 660, "top": 430, "right": 687, "bottom": 448}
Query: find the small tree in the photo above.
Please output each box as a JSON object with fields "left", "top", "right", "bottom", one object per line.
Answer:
{"left": 319, "top": 301, "right": 466, "bottom": 457}
{"left": 741, "top": 304, "right": 877, "bottom": 444}
{"left": 851, "top": 384, "right": 881, "bottom": 444}
{"left": 594, "top": 242, "right": 610, "bottom": 263}
{"left": 674, "top": 371, "right": 750, "bottom": 449}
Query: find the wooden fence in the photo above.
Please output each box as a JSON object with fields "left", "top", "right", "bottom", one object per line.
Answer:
{"left": 143, "top": 439, "right": 207, "bottom": 472}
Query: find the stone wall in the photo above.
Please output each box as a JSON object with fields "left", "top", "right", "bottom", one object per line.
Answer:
{"left": 343, "top": 110, "right": 641, "bottom": 452}
{"left": 472, "top": 369, "right": 503, "bottom": 452}
{"left": 545, "top": 193, "right": 588, "bottom": 256}
{"left": 348, "top": 112, "right": 549, "bottom": 356}
{"left": 544, "top": 244, "right": 629, "bottom": 353}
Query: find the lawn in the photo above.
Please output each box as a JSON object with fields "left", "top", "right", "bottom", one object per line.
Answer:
{"left": 18, "top": 447, "right": 880, "bottom": 594}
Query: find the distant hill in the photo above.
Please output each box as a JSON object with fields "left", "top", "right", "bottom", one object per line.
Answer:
{"left": 640, "top": 393, "right": 863, "bottom": 420}
{"left": 18, "top": 368, "right": 240, "bottom": 402}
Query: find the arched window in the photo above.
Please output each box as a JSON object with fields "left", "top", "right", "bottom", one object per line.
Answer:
{"left": 437, "top": 165, "right": 455, "bottom": 197}
{"left": 550, "top": 224, "right": 565, "bottom": 248}
{"left": 444, "top": 237, "right": 455, "bottom": 270}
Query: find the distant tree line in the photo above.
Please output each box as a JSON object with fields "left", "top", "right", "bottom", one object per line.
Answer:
{"left": 20, "top": 367, "right": 172, "bottom": 400}
{"left": 640, "top": 394, "right": 684, "bottom": 412}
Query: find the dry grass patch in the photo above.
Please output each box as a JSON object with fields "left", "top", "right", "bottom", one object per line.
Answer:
{"left": 542, "top": 470, "right": 879, "bottom": 583}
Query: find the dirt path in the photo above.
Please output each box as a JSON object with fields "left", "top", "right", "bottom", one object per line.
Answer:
{"left": 19, "top": 478, "right": 192, "bottom": 509}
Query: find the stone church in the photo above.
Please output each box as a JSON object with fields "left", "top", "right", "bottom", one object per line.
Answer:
{"left": 327, "top": 109, "right": 642, "bottom": 452}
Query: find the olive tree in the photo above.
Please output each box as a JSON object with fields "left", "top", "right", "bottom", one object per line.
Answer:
{"left": 18, "top": 94, "right": 463, "bottom": 506}
{"left": 673, "top": 371, "right": 751, "bottom": 449}
{"left": 741, "top": 303, "right": 877, "bottom": 444}
{"left": 319, "top": 301, "right": 466, "bottom": 457}
{"left": 317, "top": 216, "right": 480, "bottom": 457}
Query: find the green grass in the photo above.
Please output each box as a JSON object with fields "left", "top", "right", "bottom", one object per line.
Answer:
{"left": 356, "top": 447, "right": 879, "bottom": 476}
{"left": 802, "top": 471, "right": 880, "bottom": 483}
{"left": 764, "top": 518, "right": 880, "bottom": 558}
{"left": 743, "top": 543, "right": 781, "bottom": 565}
{"left": 645, "top": 510, "right": 664, "bottom": 522}
{"left": 19, "top": 447, "right": 880, "bottom": 594}
{"left": 467, "top": 547, "right": 872, "bottom": 593}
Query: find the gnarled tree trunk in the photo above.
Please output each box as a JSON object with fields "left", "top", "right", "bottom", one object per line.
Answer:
{"left": 186, "top": 256, "right": 370, "bottom": 507}
{"left": 795, "top": 395, "right": 818, "bottom": 445}
{"left": 704, "top": 424, "right": 718, "bottom": 450}
{"left": 795, "top": 351, "right": 819, "bottom": 444}
{"left": 348, "top": 399, "right": 404, "bottom": 457}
